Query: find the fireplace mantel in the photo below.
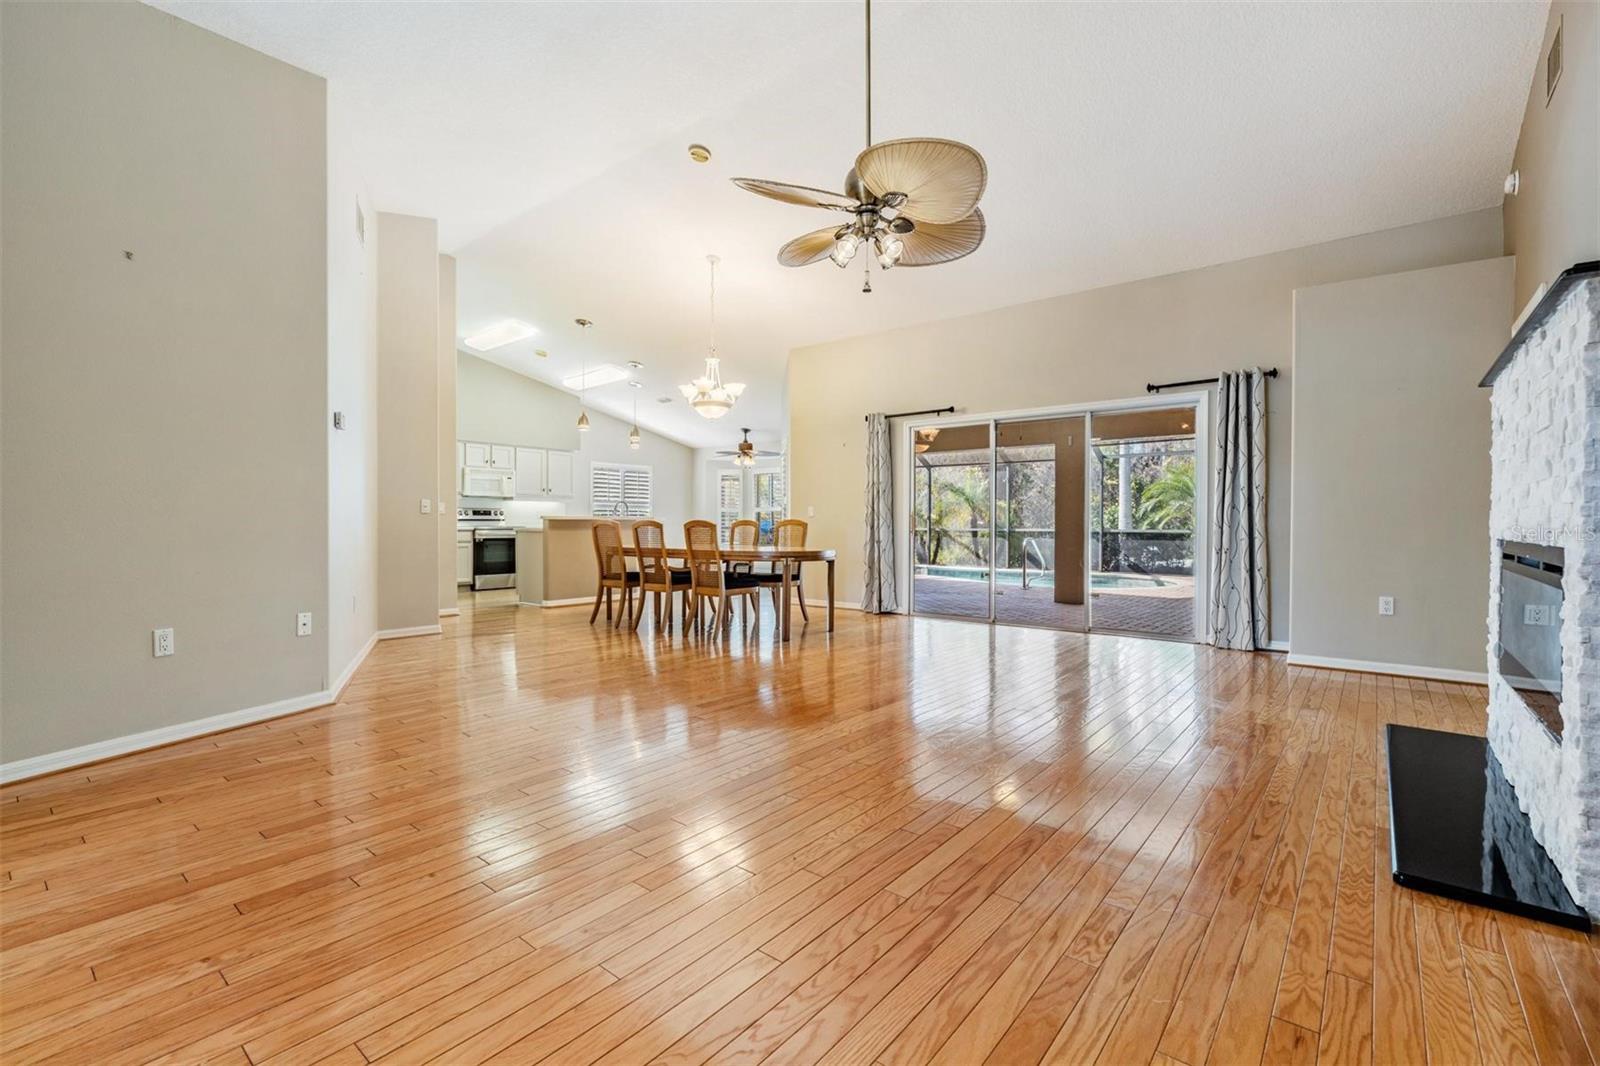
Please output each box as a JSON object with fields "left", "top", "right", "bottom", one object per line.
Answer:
{"left": 1480, "top": 260, "right": 1600, "bottom": 387}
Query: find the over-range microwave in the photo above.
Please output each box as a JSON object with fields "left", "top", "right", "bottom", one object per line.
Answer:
{"left": 461, "top": 467, "right": 514, "bottom": 498}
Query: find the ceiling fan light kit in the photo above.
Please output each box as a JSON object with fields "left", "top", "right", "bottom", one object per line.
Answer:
{"left": 717, "top": 427, "right": 782, "bottom": 467}
{"left": 733, "top": 0, "right": 987, "bottom": 286}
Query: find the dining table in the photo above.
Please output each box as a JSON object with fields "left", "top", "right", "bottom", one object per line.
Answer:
{"left": 620, "top": 544, "right": 837, "bottom": 641}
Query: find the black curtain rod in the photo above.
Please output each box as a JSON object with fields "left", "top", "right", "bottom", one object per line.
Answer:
{"left": 865, "top": 405, "right": 955, "bottom": 422}
{"left": 1146, "top": 368, "right": 1278, "bottom": 393}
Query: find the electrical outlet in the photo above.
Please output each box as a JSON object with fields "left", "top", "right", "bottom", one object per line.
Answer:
{"left": 807, "top": 506, "right": 815, "bottom": 517}
{"left": 1524, "top": 604, "right": 1556, "bottom": 626}
{"left": 420, "top": 497, "right": 432, "bottom": 515}
{"left": 297, "top": 612, "right": 313, "bottom": 637}
{"left": 1378, "top": 596, "right": 1395, "bottom": 617}
{"left": 153, "top": 628, "right": 175, "bottom": 657}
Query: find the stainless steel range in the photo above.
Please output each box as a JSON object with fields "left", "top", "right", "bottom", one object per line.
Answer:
{"left": 459, "top": 508, "right": 516, "bottom": 590}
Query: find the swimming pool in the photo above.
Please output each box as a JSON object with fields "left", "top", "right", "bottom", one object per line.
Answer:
{"left": 915, "top": 566, "right": 1171, "bottom": 589}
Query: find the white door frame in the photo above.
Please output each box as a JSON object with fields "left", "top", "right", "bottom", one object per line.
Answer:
{"left": 897, "top": 389, "right": 1211, "bottom": 641}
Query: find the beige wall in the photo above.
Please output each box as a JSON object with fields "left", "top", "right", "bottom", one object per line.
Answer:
{"left": 456, "top": 352, "right": 582, "bottom": 454}
{"left": 376, "top": 214, "right": 441, "bottom": 632}
{"left": 438, "top": 255, "right": 458, "bottom": 613}
{"left": 1290, "top": 257, "right": 1512, "bottom": 675}
{"left": 788, "top": 208, "right": 1504, "bottom": 639}
{"left": 1504, "top": 0, "right": 1599, "bottom": 311}
{"left": 1, "top": 2, "right": 328, "bottom": 762}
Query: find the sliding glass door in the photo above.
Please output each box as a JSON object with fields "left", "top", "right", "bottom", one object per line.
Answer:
{"left": 992, "top": 415, "right": 1086, "bottom": 632}
{"left": 909, "top": 401, "right": 1202, "bottom": 641}
{"left": 1088, "top": 407, "right": 1200, "bottom": 640}
{"left": 911, "top": 422, "right": 994, "bottom": 621}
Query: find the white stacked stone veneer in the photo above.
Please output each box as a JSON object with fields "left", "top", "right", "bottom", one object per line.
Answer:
{"left": 1486, "top": 276, "right": 1600, "bottom": 914}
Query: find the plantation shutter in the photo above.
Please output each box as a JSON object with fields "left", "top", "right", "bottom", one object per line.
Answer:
{"left": 591, "top": 463, "right": 652, "bottom": 516}
{"left": 623, "top": 467, "right": 652, "bottom": 516}
{"left": 718, "top": 472, "right": 742, "bottom": 542}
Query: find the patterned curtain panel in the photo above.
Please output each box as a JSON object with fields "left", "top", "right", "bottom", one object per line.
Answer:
{"left": 862, "top": 413, "right": 898, "bottom": 613}
{"left": 1210, "top": 369, "right": 1269, "bottom": 649}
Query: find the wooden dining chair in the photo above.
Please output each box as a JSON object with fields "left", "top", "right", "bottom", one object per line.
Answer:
{"left": 753, "top": 518, "right": 810, "bottom": 620}
{"left": 685, "top": 519, "right": 760, "bottom": 633}
{"left": 632, "top": 520, "right": 691, "bottom": 632}
{"left": 728, "top": 519, "right": 760, "bottom": 575}
{"left": 588, "top": 520, "right": 640, "bottom": 629}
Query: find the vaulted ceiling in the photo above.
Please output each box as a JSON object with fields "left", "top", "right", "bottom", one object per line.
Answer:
{"left": 153, "top": 1, "right": 1546, "bottom": 447}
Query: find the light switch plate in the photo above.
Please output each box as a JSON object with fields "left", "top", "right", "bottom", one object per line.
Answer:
{"left": 420, "top": 498, "right": 432, "bottom": 515}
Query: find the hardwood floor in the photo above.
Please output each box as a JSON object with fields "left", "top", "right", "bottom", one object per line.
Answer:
{"left": 3, "top": 592, "right": 1596, "bottom": 1065}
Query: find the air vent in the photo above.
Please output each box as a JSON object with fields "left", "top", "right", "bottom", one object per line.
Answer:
{"left": 1547, "top": 15, "right": 1563, "bottom": 105}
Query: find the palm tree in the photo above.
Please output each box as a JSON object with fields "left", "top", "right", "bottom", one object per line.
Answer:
{"left": 1135, "top": 458, "right": 1195, "bottom": 530}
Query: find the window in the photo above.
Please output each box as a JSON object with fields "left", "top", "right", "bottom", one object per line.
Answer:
{"left": 591, "top": 462, "right": 653, "bottom": 516}
{"left": 754, "top": 469, "right": 786, "bottom": 542}
{"left": 718, "top": 472, "right": 742, "bottom": 543}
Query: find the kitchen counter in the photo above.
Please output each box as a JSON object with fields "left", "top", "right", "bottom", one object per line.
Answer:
{"left": 518, "top": 516, "right": 645, "bottom": 607}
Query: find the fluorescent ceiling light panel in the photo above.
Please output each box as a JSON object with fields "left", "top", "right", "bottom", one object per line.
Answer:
{"left": 562, "top": 364, "right": 631, "bottom": 390}
{"left": 463, "top": 319, "right": 538, "bottom": 351}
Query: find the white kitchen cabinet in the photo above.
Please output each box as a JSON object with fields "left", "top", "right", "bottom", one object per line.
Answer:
{"left": 462, "top": 441, "right": 491, "bottom": 468}
{"left": 545, "top": 450, "right": 574, "bottom": 498}
{"left": 456, "top": 532, "right": 473, "bottom": 585}
{"left": 514, "top": 447, "right": 545, "bottom": 498}
{"left": 489, "top": 444, "right": 514, "bottom": 469}
{"left": 512, "top": 446, "right": 574, "bottom": 499}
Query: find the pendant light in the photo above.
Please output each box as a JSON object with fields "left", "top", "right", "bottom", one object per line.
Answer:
{"left": 574, "top": 318, "right": 592, "bottom": 432}
{"left": 679, "top": 255, "right": 746, "bottom": 419}
{"left": 628, "top": 383, "right": 642, "bottom": 450}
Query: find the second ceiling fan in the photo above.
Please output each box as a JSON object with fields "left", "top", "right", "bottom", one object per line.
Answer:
{"left": 733, "top": 0, "right": 987, "bottom": 278}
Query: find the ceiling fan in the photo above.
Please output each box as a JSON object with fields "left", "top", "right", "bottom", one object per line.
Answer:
{"left": 732, "top": 0, "right": 986, "bottom": 283}
{"left": 717, "top": 428, "right": 781, "bottom": 468}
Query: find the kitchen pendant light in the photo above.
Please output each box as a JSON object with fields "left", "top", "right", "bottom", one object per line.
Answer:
{"left": 628, "top": 389, "right": 642, "bottom": 450}
{"left": 575, "top": 318, "right": 593, "bottom": 432}
{"left": 679, "top": 255, "right": 746, "bottom": 420}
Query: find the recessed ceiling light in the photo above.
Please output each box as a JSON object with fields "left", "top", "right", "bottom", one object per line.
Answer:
{"left": 688, "top": 144, "right": 711, "bottom": 163}
{"left": 656, "top": 396, "right": 674, "bottom": 404}
{"left": 627, "top": 380, "right": 644, "bottom": 389}
{"left": 534, "top": 349, "right": 548, "bottom": 358}
{"left": 463, "top": 319, "right": 538, "bottom": 351}
{"left": 562, "top": 364, "right": 631, "bottom": 390}
{"left": 626, "top": 360, "right": 644, "bottom": 370}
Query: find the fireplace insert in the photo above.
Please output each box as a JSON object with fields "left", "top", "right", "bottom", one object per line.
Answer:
{"left": 1497, "top": 540, "right": 1564, "bottom": 740}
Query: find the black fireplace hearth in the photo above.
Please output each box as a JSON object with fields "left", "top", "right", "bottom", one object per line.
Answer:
{"left": 1386, "top": 724, "right": 1589, "bottom": 929}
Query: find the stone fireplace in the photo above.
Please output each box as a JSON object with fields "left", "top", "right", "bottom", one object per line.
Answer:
{"left": 1484, "top": 265, "right": 1600, "bottom": 916}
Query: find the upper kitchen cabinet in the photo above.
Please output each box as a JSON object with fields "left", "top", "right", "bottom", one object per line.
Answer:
{"left": 463, "top": 441, "right": 491, "bottom": 468}
{"left": 545, "top": 450, "right": 574, "bottom": 497}
{"left": 489, "top": 444, "right": 514, "bottom": 469}
{"left": 514, "top": 446, "right": 573, "bottom": 499}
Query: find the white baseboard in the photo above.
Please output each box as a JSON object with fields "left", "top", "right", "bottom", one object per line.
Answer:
{"left": 330, "top": 631, "right": 379, "bottom": 699}
{"left": 1264, "top": 640, "right": 1290, "bottom": 652}
{"left": 529, "top": 597, "right": 595, "bottom": 608}
{"left": 803, "top": 599, "right": 861, "bottom": 611}
{"left": 376, "top": 624, "right": 442, "bottom": 639}
{"left": 438, "top": 608, "right": 460, "bottom": 617}
{"left": 0, "top": 688, "right": 335, "bottom": 785}
{"left": 1286, "top": 652, "right": 1488, "bottom": 685}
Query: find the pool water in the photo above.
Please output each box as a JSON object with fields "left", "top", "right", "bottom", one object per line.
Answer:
{"left": 916, "top": 566, "right": 1171, "bottom": 590}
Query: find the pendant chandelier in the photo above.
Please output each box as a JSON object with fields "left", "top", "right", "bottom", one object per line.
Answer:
{"left": 679, "top": 255, "right": 745, "bottom": 420}
{"left": 575, "top": 317, "right": 593, "bottom": 432}
{"left": 628, "top": 385, "right": 642, "bottom": 450}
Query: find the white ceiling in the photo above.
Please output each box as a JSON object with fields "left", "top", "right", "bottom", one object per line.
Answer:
{"left": 152, "top": 0, "right": 1546, "bottom": 449}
